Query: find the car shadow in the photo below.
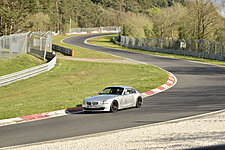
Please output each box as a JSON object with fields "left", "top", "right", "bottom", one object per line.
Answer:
{"left": 65, "top": 106, "right": 140, "bottom": 115}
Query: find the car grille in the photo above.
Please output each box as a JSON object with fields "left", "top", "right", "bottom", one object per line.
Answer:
{"left": 92, "top": 102, "right": 98, "bottom": 105}
{"left": 83, "top": 107, "right": 105, "bottom": 110}
{"left": 86, "top": 102, "right": 99, "bottom": 105}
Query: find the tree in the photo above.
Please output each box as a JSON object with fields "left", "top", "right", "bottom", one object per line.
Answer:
{"left": 0, "top": 0, "right": 40, "bottom": 35}
{"left": 120, "top": 12, "right": 151, "bottom": 37}
{"left": 25, "top": 12, "right": 50, "bottom": 31}
{"left": 98, "top": 8, "right": 121, "bottom": 27}
{"left": 186, "top": 0, "right": 223, "bottom": 40}
{"left": 146, "top": 3, "right": 187, "bottom": 39}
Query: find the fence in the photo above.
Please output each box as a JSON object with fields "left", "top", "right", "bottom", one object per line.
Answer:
{"left": 0, "top": 33, "right": 29, "bottom": 60}
{"left": 69, "top": 26, "right": 121, "bottom": 33}
{"left": 29, "top": 31, "right": 52, "bottom": 60}
{"left": 0, "top": 31, "right": 52, "bottom": 61}
{"left": 115, "top": 35, "right": 225, "bottom": 61}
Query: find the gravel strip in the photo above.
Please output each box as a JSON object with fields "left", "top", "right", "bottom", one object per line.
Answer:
{"left": 57, "top": 55, "right": 140, "bottom": 64}
{"left": 11, "top": 111, "right": 225, "bottom": 150}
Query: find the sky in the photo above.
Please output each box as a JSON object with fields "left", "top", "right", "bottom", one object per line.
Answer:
{"left": 212, "top": 0, "right": 225, "bottom": 17}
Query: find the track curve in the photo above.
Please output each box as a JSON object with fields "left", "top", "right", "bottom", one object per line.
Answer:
{"left": 0, "top": 33, "right": 225, "bottom": 148}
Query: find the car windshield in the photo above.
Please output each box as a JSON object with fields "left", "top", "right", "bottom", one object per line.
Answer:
{"left": 100, "top": 87, "right": 124, "bottom": 95}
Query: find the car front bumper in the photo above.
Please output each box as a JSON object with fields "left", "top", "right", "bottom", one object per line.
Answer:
{"left": 82, "top": 103, "right": 111, "bottom": 112}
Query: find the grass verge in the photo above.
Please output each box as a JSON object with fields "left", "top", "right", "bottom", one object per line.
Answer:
{"left": 0, "top": 54, "right": 44, "bottom": 76}
{"left": 0, "top": 59, "right": 168, "bottom": 119}
{"left": 52, "top": 35, "right": 119, "bottom": 59}
{"left": 87, "top": 35, "right": 225, "bottom": 66}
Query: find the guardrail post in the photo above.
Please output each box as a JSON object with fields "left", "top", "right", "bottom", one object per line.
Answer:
{"left": 23, "top": 33, "right": 29, "bottom": 54}
{"left": 44, "top": 38, "right": 47, "bottom": 60}
{"left": 72, "top": 50, "right": 74, "bottom": 57}
{"left": 40, "top": 37, "right": 42, "bottom": 51}
{"left": 215, "top": 41, "right": 217, "bottom": 54}
{"left": 222, "top": 42, "right": 224, "bottom": 55}
{"left": 207, "top": 40, "right": 210, "bottom": 54}
{"left": 9, "top": 35, "right": 12, "bottom": 59}
{"left": 28, "top": 32, "right": 33, "bottom": 53}
{"left": 0, "top": 36, "right": 2, "bottom": 58}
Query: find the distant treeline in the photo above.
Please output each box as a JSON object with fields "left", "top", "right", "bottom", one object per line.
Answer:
{"left": 0, "top": 0, "right": 185, "bottom": 35}
{"left": 0, "top": 0, "right": 224, "bottom": 41}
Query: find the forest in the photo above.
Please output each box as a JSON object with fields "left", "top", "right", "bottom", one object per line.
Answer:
{"left": 0, "top": 0, "right": 224, "bottom": 40}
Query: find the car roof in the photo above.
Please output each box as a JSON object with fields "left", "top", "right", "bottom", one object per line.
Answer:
{"left": 105, "top": 85, "right": 134, "bottom": 89}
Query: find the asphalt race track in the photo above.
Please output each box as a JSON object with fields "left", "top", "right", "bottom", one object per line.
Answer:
{"left": 1, "top": 33, "right": 225, "bottom": 148}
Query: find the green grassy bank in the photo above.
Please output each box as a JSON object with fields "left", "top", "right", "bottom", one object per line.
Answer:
{"left": 0, "top": 54, "right": 44, "bottom": 76}
{"left": 0, "top": 35, "right": 168, "bottom": 119}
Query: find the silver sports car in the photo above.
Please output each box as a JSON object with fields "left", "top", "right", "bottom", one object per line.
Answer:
{"left": 82, "top": 86, "right": 143, "bottom": 112}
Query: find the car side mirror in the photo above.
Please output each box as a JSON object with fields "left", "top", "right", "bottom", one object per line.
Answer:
{"left": 99, "top": 92, "right": 103, "bottom": 95}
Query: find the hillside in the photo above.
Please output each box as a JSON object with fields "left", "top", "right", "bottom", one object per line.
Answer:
{"left": 0, "top": 0, "right": 184, "bottom": 35}
{"left": 0, "top": 0, "right": 224, "bottom": 40}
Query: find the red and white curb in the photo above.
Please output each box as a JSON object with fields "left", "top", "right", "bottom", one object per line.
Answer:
{"left": 0, "top": 73, "right": 176, "bottom": 127}
{"left": 65, "top": 30, "right": 119, "bottom": 36}
{"left": 0, "top": 108, "right": 83, "bottom": 127}
{"left": 141, "top": 72, "right": 177, "bottom": 98}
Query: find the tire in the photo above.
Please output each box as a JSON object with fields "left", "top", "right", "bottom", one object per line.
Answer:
{"left": 110, "top": 100, "right": 118, "bottom": 113}
{"left": 136, "top": 97, "right": 143, "bottom": 108}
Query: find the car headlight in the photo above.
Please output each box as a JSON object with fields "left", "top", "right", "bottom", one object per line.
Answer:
{"left": 100, "top": 100, "right": 109, "bottom": 104}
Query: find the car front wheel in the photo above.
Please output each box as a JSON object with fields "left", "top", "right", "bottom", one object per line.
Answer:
{"left": 110, "top": 100, "right": 118, "bottom": 113}
{"left": 136, "top": 97, "right": 143, "bottom": 108}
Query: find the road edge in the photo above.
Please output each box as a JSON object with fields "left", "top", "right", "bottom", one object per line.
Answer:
{"left": 0, "top": 72, "right": 176, "bottom": 127}
{"left": 0, "top": 35, "right": 177, "bottom": 127}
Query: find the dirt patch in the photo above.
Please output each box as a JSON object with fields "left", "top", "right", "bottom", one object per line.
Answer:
{"left": 79, "top": 71, "right": 88, "bottom": 75}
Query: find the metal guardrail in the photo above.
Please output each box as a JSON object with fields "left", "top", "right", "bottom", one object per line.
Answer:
{"left": 0, "top": 53, "right": 56, "bottom": 87}
{"left": 114, "top": 35, "right": 225, "bottom": 61}
{"left": 52, "top": 44, "right": 74, "bottom": 56}
{"left": 69, "top": 26, "right": 121, "bottom": 33}
{"left": 30, "top": 49, "right": 55, "bottom": 61}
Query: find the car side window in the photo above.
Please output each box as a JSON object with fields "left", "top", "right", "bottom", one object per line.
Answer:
{"left": 102, "top": 88, "right": 111, "bottom": 94}
{"left": 102, "top": 87, "right": 124, "bottom": 95}
{"left": 131, "top": 88, "right": 136, "bottom": 94}
{"left": 116, "top": 88, "right": 123, "bottom": 95}
{"left": 126, "top": 88, "right": 133, "bottom": 94}
{"left": 126, "top": 88, "right": 136, "bottom": 94}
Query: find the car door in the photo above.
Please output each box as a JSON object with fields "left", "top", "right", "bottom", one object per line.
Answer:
{"left": 128, "top": 88, "right": 137, "bottom": 106}
{"left": 122, "top": 88, "right": 134, "bottom": 107}
{"left": 130, "top": 88, "right": 137, "bottom": 105}
{"left": 120, "top": 88, "right": 130, "bottom": 108}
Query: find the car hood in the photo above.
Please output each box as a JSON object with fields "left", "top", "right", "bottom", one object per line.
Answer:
{"left": 84, "top": 95, "right": 120, "bottom": 102}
